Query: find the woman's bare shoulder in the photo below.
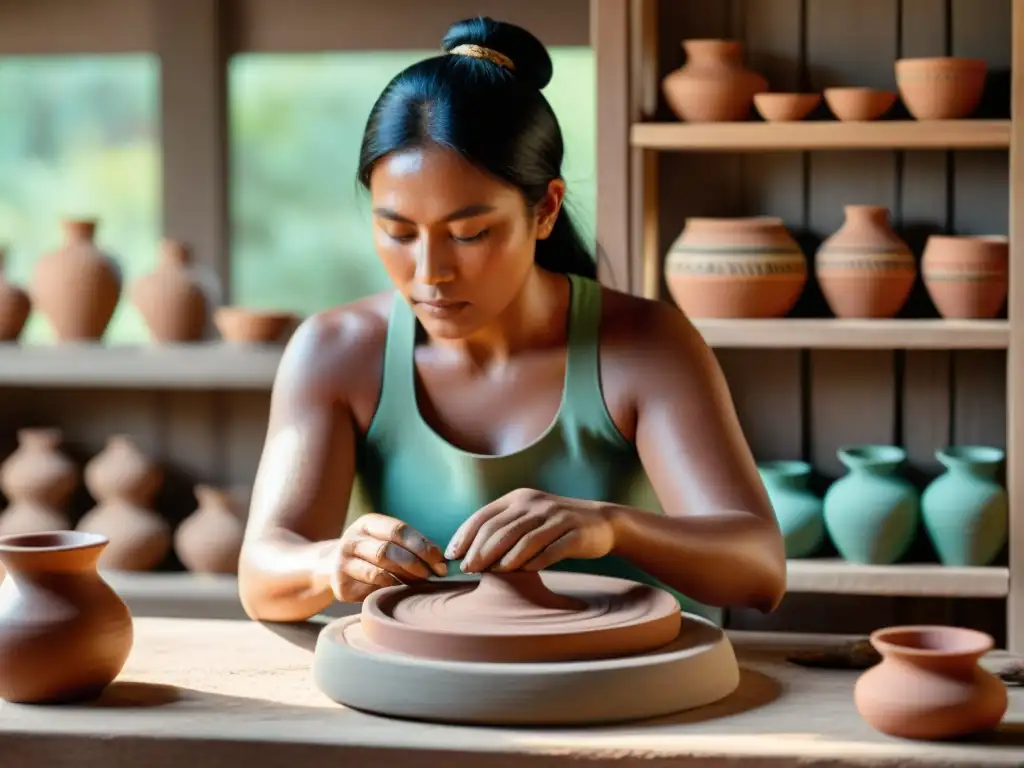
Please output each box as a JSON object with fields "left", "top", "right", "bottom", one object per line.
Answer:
{"left": 598, "top": 285, "right": 701, "bottom": 355}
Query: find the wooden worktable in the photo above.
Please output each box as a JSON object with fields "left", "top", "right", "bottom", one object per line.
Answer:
{"left": 1, "top": 617, "right": 1023, "bottom": 768}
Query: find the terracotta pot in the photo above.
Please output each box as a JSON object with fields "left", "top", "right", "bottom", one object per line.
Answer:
{"left": 753, "top": 92, "right": 820, "bottom": 122}
{"left": 823, "top": 87, "right": 897, "bottom": 121}
{"left": 815, "top": 205, "right": 916, "bottom": 318}
{"left": 854, "top": 625, "right": 1007, "bottom": 740}
{"left": 215, "top": 306, "right": 298, "bottom": 344}
{"left": 0, "top": 428, "right": 78, "bottom": 536}
{"left": 75, "top": 435, "right": 169, "bottom": 571}
{"left": 664, "top": 217, "right": 807, "bottom": 318}
{"left": 30, "top": 219, "right": 122, "bottom": 342}
{"left": 0, "top": 530, "right": 133, "bottom": 703}
{"left": 896, "top": 57, "right": 987, "bottom": 120}
{"left": 130, "top": 239, "right": 209, "bottom": 343}
{"left": 662, "top": 39, "right": 768, "bottom": 123}
{"left": 174, "top": 484, "right": 248, "bottom": 574}
{"left": 922, "top": 235, "right": 1008, "bottom": 319}
{"left": 0, "top": 248, "right": 30, "bottom": 343}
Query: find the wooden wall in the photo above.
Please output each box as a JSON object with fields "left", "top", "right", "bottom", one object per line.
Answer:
{"left": 650, "top": 0, "right": 1010, "bottom": 637}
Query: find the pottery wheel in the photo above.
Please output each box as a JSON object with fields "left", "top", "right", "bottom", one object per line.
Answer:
{"left": 313, "top": 571, "right": 741, "bottom": 725}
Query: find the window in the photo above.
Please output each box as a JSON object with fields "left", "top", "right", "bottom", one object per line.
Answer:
{"left": 229, "top": 48, "right": 596, "bottom": 314}
{"left": 0, "top": 55, "right": 161, "bottom": 344}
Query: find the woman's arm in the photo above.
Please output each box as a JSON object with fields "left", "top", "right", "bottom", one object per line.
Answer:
{"left": 237, "top": 317, "right": 360, "bottom": 622}
{"left": 608, "top": 303, "right": 787, "bottom": 612}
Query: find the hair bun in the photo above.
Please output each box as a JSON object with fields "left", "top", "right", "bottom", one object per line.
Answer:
{"left": 442, "top": 16, "right": 554, "bottom": 90}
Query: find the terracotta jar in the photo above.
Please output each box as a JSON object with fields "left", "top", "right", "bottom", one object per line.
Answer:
{"left": 854, "top": 625, "right": 1007, "bottom": 740}
{"left": 895, "top": 57, "right": 987, "bottom": 120}
{"left": 922, "top": 235, "right": 1008, "bottom": 319}
{"left": 815, "top": 205, "right": 916, "bottom": 318}
{"left": 174, "top": 484, "right": 248, "bottom": 574}
{"left": 0, "top": 428, "right": 79, "bottom": 537}
{"left": 664, "top": 217, "right": 806, "bottom": 318}
{"left": 30, "top": 219, "right": 122, "bottom": 342}
{"left": 0, "top": 248, "right": 30, "bottom": 343}
{"left": 75, "top": 435, "right": 169, "bottom": 571}
{"left": 0, "top": 530, "right": 134, "bottom": 703}
{"left": 662, "top": 39, "right": 768, "bottom": 123}
{"left": 130, "top": 239, "right": 209, "bottom": 343}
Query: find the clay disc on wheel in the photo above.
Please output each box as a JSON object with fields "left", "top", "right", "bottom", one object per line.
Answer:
{"left": 313, "top": 611, "right": 741, "bottom": 726}
{"left": 361, "top": 571, "right": 682, "bottom": 663}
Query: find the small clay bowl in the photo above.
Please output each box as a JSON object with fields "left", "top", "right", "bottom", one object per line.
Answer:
{"left": 895, "top": 57, "right": 987, "bottom": 120}
{"left": 824, "top": 87, "right": 897, "bottom": 121}
{"left": 753, "top": 92, "right": 821, "bottom": 122}
{"left": 214, "top": 307, "right": 298, "bottom": 344}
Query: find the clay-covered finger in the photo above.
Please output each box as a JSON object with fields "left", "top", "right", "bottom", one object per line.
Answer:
{"left": 496, "top": 517, "right": 575, "bottom": 572}
{"left": 519, "top": 529, "right": 581, "bottom": 572}
{"left": 348, "top": 536, "right": 431, "bottom": 581}
{"left": 462, "top": 509, "right": 545, "bottom": 572}
{"left": 342, "top": 553, "right": 403, "bottom": 588}
{"left": 445, "top": 496, "right": 515, "bottom": 560}
{"left": 359, "top": 514, "right": 448, "bottom": 576}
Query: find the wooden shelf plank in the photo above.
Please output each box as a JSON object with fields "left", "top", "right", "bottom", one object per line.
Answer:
{"left": 786, "top": 560, "right": 1008, "bottom": 597}
{"left": 692, "top": 319, "right": 1009, "bottom": 349}
{"left": 0, "top": 343, "right": 283, "bottom": 389}
{"left": 631, "top": 120, "right": 1011, "bottom": 151}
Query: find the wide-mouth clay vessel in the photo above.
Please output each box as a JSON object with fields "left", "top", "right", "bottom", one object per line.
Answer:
{"left": 824, "top": 87, "right": 897, "bottom": 121}
{"left": 314, "top": 570, "right": 741, "bottom": 725}
{"left": 895, "top": 57, "right": 987, "bottom": 120}
{"left": 753, "top": 92, "right": 821, "bottom": 122}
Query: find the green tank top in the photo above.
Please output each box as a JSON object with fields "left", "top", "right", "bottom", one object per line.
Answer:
{"left": 353, "top": 274, "right": 721, "bottom": 623}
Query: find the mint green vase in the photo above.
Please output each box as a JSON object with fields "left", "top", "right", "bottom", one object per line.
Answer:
{"left": 921, "top": 446, "right": 1007, "bottom": 566}
{"left": 822, "top": 445, "right": 919, "bottom": 564}
{"left": 757, "top": 460, "right": 824, "bottom": 558}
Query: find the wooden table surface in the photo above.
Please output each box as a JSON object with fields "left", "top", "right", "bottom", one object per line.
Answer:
{"left": 2, "top": 616, "right": 1023, "bottom": 768}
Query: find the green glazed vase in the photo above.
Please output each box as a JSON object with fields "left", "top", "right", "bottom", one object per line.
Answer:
{"left": 822, "top": 445, "right": 919, "bottom": 564}
{"left": 757, "top": 460, "right": 824, "bottom": 558}
{"left": 921, "top": 446, "right": 1007, "bottom": 566}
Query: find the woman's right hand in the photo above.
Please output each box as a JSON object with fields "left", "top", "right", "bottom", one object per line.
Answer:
{"left": 327, "top": 513, "right": 449, "bottom": 602}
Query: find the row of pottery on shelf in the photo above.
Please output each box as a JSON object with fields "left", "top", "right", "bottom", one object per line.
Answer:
{"left": 665, "top": 206, "right": 1008, "bottom": 319}
{"left": 662, "top": 38, "right": 987, "bottom": 123}
{"left": 0, "top": 219, "right": 299, "bottom": 344}
{"left": 0, "top": 429, "right": 246, "bottom": 574}
{"left": 759, "top": 444, "right": 1007, "bottom": 566}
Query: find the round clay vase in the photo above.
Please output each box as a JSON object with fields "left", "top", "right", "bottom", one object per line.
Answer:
{"left": 75, "top": 435, "right": 169, "bottom": 571}
{"left": 30, "top": 219, "right": 122, "bottom": 342}
{"left": 854, "top": 625, "right": 1007, "bottom": 740}
{"left": 757, "top": 461, "right": 825, "bottom": 559}
{"left": 895, "top": 57, "right": 987, "bottom": 120}
{"left": 822, "top": 445, "right": 920, "bottom": 565}
{"left": 130, "top": 239, "right": 209, "bottom": 343}
{"left": 0, "top": 248, "right": 30, "bottom": 343}
{"left": 174, "top": 484, "right": 247, "bottom": 574}
{"left": 662, "top": 39, "right": 768, "bottom": 123}
{"left": 0, "top": 428, "right": 79, "bottom": 536}
{"left": 815, "top": 205, "right": 916, "bottom": 318}
{"left": 921, "top": 446, "right": 1007, "bottom": 567}
{"left": 664, "top": 217, "right": 807, "bottom": 318}
{"left": 922, "top": 235, "right": 1008, "bottom": 319}
{"left": 0, "top": 530, "right": 134, "bottom": 703}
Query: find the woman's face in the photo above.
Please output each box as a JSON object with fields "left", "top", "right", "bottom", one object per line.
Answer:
{"left": 369, "top": 144, "right": 562, "bottom": 339}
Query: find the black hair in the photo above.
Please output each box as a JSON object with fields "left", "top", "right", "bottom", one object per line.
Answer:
{"left": 357, "top": 16, "right": 596, "bottom": 280}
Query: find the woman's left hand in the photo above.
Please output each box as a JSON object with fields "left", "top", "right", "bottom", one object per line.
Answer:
{"left": 444, "top": 488, "right": 618, "bottom": 573}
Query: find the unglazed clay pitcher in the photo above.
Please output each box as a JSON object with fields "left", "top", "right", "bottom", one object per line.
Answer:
{"left": 130, "top": 239, "right": 210, "bottom": 343}
{"left": 854, "top": 625, "right": 1006, "bottom": 740}
{"left": 822, "top": 445, "right": 919, "bottom": 564}
{"left": 921, "top": 446, "right": 1007, "bottom": 566}
{"left": 757, "top": 461, "right": 825, "bottom": 559}
{"left": 922, "top": 235, "right": 1008, "bottom": 319}
{"left": 815, "top": 206, "right": 916, "bottom": 318}
{"left": 664, "top": 217, "right": 807, "bottom": 318}
{"left": 0, "top": 428, "right": 79, "bottom": 537}
{"left": 0, "top": 531, "right": 134, "bottom": 703}
{"left": 174, "top": 484, "right": 247, "bottom": 574}
{"left": 76, "top": 435, "right": 169, "bottom": 571}
{"left": 662, "top": 39, "right": 767, "bottom": 122}
{"left": 30, "top": 219, "right": 122, "bottom": 342}
{"left": 0, "top": 247, "right": 30, "bottom": 342}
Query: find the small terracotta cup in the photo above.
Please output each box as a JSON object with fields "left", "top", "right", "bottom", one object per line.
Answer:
{"left": 824, "top": 87, "right": 897, "bottom": 121}
{"left": 214, "top": 307, "right": 298, "bottom": 344}
{"left": 753, "top": 92, "right": 821, "bottom": 122}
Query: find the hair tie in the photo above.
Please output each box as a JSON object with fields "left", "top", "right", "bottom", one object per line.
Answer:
{"left": 448, "top": 44, "right": 516, "bottom": 72}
